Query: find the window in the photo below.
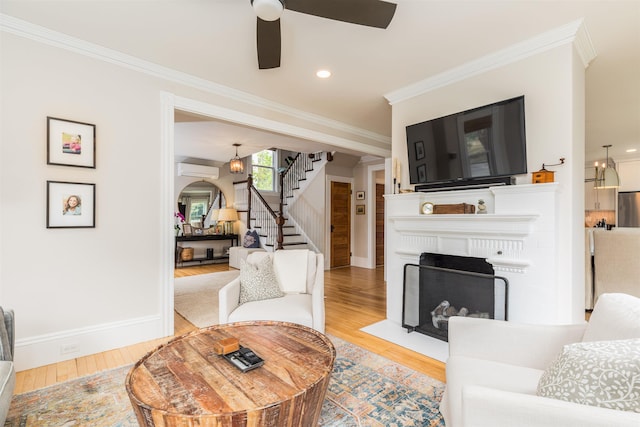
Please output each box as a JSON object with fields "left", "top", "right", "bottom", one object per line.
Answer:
{"left": 252, "top": 149, "right": 277, "bottom": 192}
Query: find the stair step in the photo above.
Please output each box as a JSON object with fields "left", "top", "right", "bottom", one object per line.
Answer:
{"left": 265, "top": 242, "right": 308, "bottom": 248}
{"left": 252, "top": 224, "right": 294, "bottom": 228}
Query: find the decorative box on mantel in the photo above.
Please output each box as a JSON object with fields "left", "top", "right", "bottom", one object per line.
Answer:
{"left": 385, "top": 183, "right": 565, "bottom": 328}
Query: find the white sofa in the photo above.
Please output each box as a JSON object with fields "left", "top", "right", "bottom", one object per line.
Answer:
{"left": 440, "top": 293, "right": 640, "bottom": 427}
{"left": 228, "top": 246, "right": 266, "bottom": 269}
{"left": 219, "top": 250, "right": 325, "bottom": 333}
{"left": 0, "top": 308, "right": 15, "bottom": 426}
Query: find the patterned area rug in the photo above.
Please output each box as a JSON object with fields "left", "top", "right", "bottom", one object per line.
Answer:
{"left": 5, "top": 336, "right": 445, "bottom": 427}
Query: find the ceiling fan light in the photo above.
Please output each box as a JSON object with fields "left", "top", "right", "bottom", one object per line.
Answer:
{"left": 252, "top": 0, "right": 284, "bottom": 21}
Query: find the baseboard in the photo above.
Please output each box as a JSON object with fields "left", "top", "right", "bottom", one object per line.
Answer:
{"left": 350, "top": 256, "right": 370, "bottom": 269}
{"left": 13, "top": 314, "right": 163, "bottom": 371}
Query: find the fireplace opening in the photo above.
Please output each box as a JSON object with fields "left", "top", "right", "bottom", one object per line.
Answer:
{"left": 402, "top": 253, "right": 508, "bottom": 342}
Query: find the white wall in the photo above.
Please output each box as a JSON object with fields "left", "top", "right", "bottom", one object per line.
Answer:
{"left": 389, "top": 43, "right": 588, "bottom": 322}
{"left": 287, "top": 167, "right": 327, "bottom": 254}
{"left": 0, "top": 27, "right": 386, "bottom": 369}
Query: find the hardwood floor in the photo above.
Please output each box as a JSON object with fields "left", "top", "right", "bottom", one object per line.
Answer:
{"left": 14, "top": 263, "right": 445, "bottom": 394}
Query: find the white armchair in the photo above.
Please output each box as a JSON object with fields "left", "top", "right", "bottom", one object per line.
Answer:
{"left": 218, "top": 250, "right": 325, "bottom": 333}
{"left": 440, "top": 293, "right": 640, "bottom": 427}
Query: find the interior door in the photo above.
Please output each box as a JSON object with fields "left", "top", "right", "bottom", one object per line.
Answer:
{"left": 330, "top": 181, "right": 351, "bottom": 268}
{"left": 376, "top": 183, "right": 385, "bottom": 266}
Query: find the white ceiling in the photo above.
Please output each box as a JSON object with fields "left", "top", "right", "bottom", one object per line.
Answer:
{"left": 3, "top": 0, "right": 639, "bottom": 165}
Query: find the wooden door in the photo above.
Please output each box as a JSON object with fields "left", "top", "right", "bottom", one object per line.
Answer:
{"left": 376, "top": 183, "right": 385, "bottom": 266}
{"left": 330, "top": 181, "right": 351, "bottom": 268}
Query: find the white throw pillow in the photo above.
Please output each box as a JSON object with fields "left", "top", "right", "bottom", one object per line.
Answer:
{"left": 239, "top": 257, "right": 284, "bottom": 304}
{"left": 537, "top": 338, "right": 640, "bottom": 413}
{"left": 583, "top": 293, "right": 640, "bottom": 342}
{"left": 273, "top": 249, "right": 308, "bottom": 294}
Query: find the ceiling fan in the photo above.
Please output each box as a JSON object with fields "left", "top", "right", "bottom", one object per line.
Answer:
{"left": 251, "top": 0, "right": 397, "bottom": 69}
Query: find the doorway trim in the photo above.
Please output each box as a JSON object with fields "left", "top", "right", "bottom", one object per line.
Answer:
{"left": 366, "top": 162, "right": 386, "bottom": 268}
{"left": 161, "top": 93, "right": 379, "bottom": 336}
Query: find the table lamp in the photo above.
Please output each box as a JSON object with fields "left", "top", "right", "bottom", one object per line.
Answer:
{"left": 217, "top": 208, "right": 238, "bottom": 235}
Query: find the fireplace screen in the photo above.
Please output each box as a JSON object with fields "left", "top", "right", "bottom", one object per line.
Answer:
{"left": 402, "top": 257, "right": 508, "bottom": 342}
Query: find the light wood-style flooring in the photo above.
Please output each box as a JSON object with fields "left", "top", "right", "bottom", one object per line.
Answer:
{"left": 14, "top": 263, "right": 445, "bottom": 394}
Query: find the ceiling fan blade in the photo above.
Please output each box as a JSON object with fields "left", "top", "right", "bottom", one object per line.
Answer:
{"left": 257, "top": 17, "right": 281, "bottom": 69}
{"left": 286, "top": 0, "right": 396, "bottom": 29}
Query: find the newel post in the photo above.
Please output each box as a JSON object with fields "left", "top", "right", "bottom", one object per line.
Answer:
{"left": 276, "top": 171, "right": 285, "bottom": 250}
{"left": 247, "top": 174, "right": 253, "bottom": 229}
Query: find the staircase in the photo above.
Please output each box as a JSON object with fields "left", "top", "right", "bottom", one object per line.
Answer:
{"left": 245, "top": 152, "right": 327, "bottom": 252}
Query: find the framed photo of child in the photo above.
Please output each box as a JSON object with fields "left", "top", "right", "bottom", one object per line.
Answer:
{"left": 46, "top": 181, "right": 96, "bottom": 228}
{"left": 47, "top": 117, "right": 96, "bottom": 168}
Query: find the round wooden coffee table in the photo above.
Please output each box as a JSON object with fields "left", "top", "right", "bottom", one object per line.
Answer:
{"left": 126, "top": 321, "right": 335, "bottom": 427}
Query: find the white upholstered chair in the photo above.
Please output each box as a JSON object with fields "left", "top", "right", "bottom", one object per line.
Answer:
{"left": 218, "top": 249, "right": 325, "bottom": 333}
{"left": 440, "top": 293, "right": 640, "bottom": 427}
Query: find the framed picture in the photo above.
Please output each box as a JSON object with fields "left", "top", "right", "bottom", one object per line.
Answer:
{"left": 415, "top": 140, "right": 425, "bottom": 160}
{"left": 417, "top": 164, "right": 427, "bottom": 182}
{"left": 47, "top": 117, "right": 96, "bottom": 168}
{"left": 46, "top": 181, "right": 95, "bottom": 228}
{"left": 356, "top": 204, "right": 365, "bottom": 215}
{"left": 355, "top": 191, "right": 365, "bottom": 200}
{"left": 182, "top": 224, "right": 193, "bottom": 236}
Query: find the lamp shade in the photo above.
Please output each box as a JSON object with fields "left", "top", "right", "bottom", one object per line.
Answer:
{"left": 217, "top": 208, "right": 238, "bottom": 222}
{"left": 594, "top": 145, "right": 620, "bottom": 189}
{"left": 597, "top": 167, "right": 620, "bottom": 189}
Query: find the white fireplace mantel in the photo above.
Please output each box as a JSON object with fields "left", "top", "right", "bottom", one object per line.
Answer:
{"left": 385, "top": 183, "right": 564, "bottom": 326}
{"left": 389, "top": 213, "right": 539, "bottom": 237}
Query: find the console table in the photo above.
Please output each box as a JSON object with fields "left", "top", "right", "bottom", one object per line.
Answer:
{"left": 126, "top": 321, "right": 335, "bottom": 427}
{"left": 175, "top": 234, "right": 238, "bottom": 268}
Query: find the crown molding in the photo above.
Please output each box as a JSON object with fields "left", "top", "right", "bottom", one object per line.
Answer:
{"left": 0, "top": 13, "right": 390, "bottom": 147}
{"left": 385, "top": 19, "right": 596, "bottom": 105}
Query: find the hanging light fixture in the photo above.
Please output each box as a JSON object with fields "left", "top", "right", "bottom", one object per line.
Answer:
{"left": 229, "top": 143, "right": 244, "bottom": 174}
{"left": 594, "top": 144, "right": 620, "bottom": 189}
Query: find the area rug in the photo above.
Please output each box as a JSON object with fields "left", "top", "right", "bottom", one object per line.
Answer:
{"left": 5, "top": 336, "right": 445, "bottom": 426}
{"left": 174, "top": 270, "right": 239, "bottom": 327}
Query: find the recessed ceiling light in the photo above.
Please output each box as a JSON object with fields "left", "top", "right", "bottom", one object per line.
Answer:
{"left": 316, "top": 69, "right": 331, "bottom": 79}
{"left": 626, "top": 148, "right": 637, "bottom": 153}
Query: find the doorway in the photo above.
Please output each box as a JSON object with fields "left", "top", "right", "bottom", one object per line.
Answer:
{"left": 376, "top": 183, "right": 385, "bottom": 266}
{"left": 330, "top": 181, "right": 351, "bottom": 268}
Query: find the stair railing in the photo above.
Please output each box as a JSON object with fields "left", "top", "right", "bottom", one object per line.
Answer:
{"left": 247, "top": 174, "right": 284, "bottom": 250}
{"left": 280, "top": 152, "right": 322, "bottom": 202}
{"left": 246, "top": 152, "right": 323, "bottom": 251}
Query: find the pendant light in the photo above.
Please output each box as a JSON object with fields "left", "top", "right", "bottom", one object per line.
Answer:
{"left": 595, "top": 144, "right": 620, "bottom": 189}
{"left": 229, "top": 143, "right": 244, "bottom": 174}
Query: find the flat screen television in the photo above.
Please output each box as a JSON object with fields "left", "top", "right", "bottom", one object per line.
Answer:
{"left": 406, "top": 96, "right": 527, "bottom": 189}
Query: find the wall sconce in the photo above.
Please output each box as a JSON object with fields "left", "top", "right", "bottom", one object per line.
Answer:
{"left": 594, "top": 145, "right": 620, "bottom": 189}
{"left": 229, "top": 143, "right": 244, "bottom": 174}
